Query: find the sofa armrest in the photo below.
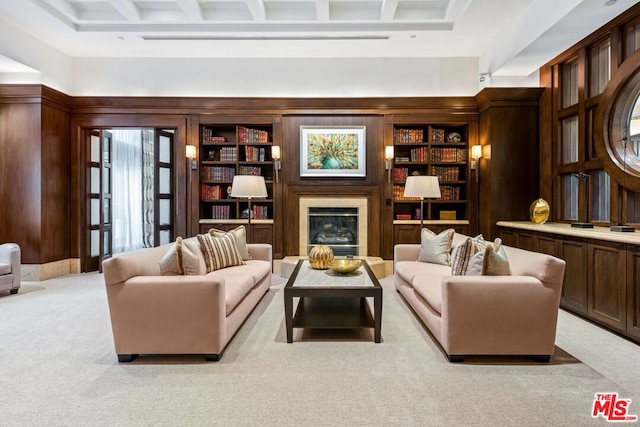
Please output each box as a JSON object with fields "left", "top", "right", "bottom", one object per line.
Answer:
{"left": 440, "top": 275, "right": 562, "bottom": 355}
{"left": 248, "top": 244, "right": 272, "bottom": 263}
{"left": 394, "top": 244, "right": 420, "bottom": 265}
{"left": 105, "top": 275, "right": 227, "bottom": 354}
{"left": 0, "top": 243, "right": 21, "bottom": 283}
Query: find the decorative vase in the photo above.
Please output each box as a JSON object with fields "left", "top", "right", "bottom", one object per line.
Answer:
{"left": 309, "top": 245, "right": 334, "bottom": 269}
{"left": 529, "top": 198, "right": 550, "bottom": 224}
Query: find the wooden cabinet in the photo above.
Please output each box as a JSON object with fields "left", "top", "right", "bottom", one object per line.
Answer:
{"left": 588, "top": 242, "right": 627, "bottom": 332}
{"left": 498, "top": 223, "right": 640, "bottom": 344}
{"left": 560, "top": 239, "right": 589, "bottom": 315}
{"left": 197, "top": 120, "right": 277, "bottom": 244}
{"left": 390, "top": 123, "right": 469, "bottom": 223}
{"left": 627, "top": 249, "right": 640, "bottom": 340}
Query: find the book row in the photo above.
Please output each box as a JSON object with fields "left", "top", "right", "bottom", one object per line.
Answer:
{"left": 201, "top": 166, "right": 236, "bottom": 181}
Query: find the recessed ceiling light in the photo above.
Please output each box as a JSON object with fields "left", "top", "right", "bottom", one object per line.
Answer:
{"left": 409, "top": 34, "right": 416, "bottom": 39}
{"left": 605, "top": 0, "right": 617, "bottom": 6}
{"left": 117, "top": 36, "right": 125, "bottom": 40}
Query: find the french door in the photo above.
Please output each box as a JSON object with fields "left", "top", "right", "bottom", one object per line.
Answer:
{"left": 84, "top": 128, "right": 175, "bottom": 272}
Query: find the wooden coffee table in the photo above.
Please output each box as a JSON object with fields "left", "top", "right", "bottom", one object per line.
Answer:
{"left": 284, "top": 260, "right": 382, "bottom": 343}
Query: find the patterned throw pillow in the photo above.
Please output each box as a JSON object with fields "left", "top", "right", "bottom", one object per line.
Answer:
{"left": 417, "top": 228, "right": 455, "bottom": 266}
{"left": 209, "top": 225, "right": 251, "bottom": 261}
{"left": 159, "top": 237, "right": 202, "bottom": 276}
{"left": 451, "top": 238, "right": 479, "bottom": 275}
{"left": 197, "top": 232, "right": 245, "bottom": 272}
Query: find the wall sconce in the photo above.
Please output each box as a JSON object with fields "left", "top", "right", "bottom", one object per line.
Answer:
{"left": 271, "top": 145, "right": 281, "bottom": 183}
{"left": 470, "top": 144, "right": 482, "bottom": 183}
{"left": 186, "top": 145, "right": 197, "bottom": 170}
{"left": 385, "top": 146, "right": 394, "bottom": 182}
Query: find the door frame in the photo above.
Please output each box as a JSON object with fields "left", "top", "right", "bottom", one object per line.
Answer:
{"left": 70, "top": 115, "right": 189, "bottom": 272}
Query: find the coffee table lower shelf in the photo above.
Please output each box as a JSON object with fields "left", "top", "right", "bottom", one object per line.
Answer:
{"left": 293, "top": 297, "right": 374, "bottom": 330}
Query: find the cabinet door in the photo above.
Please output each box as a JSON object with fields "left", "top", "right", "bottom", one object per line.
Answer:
{"left": 394, "top": 224, "right": 420, "bottom": 244}
{"left": 537, "top": 235, "right": 559, "bottom": 257}
{"left": 627, "top": 249, "right": 640, "bottom": 340}
{"left": 517, "top": 232, "right": 537, "bottom": 252}
{"left": 560, "top": 240, "right": 588, "bottom": 315}
{"left": 250, "top": 224, "right": 273, "bottom": 245}
{"left": 588, "top": 242, "right": 626, "bottom": 332}
{"left": 499, "top": 229, "right": 518, "bottom": 247}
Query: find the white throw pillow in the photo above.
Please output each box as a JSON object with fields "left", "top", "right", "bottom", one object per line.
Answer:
{"left": 417, "top": 228, "right": 455, "bottom": 266}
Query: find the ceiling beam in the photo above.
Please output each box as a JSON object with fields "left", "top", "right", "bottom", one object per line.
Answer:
{"left": 316, "top": 0, "right": 329, "bottom": 21}
{"left": 380, "top": 0, "right": 399, "bottom": 21}
{"left": 40, "top": 0, "right": 78, "bottom": 21}
{"left": 244, "top": 0, "right": 266, "bottom": 22}
{"left": 106, "top": 0, "right": 140, "bottom": 21}
{"left": 176, "top": 0, "right": 203, "bottom": 22}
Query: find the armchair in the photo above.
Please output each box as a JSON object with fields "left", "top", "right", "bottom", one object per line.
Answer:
{"left": 0, "top": 243, "right": 21, "bottom": 294}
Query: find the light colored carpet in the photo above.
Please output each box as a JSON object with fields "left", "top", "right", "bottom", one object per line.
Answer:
{"left": 1, "top": 272, "right": 639, "bottom": 426}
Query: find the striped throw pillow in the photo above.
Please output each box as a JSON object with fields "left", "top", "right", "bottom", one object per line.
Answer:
{"left": 451, "top": 237, "right": 478, "bottom": 275}
{"left": 197, "top": 232, "right": 245, "bottom": 272}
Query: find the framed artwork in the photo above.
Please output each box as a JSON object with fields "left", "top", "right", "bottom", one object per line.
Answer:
{"left": 300, "top": 126, "right": 366, "bottom": 177}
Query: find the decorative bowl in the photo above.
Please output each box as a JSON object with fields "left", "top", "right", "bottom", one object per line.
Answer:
{"left": 329, "top": 259, "right": 362, "bottom": 274}
{"left": 309, "top": 245, "right": 334, "bottom": 269}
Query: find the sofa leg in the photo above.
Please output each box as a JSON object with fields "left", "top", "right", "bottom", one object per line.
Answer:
{"left": 9, "top": 289, "right": 18, "bottom": 295}
{"left": 533, "top": 355, "right": 551, "bottom": 363}
{"left": 448, "top": 355, "right": 464, "bottom": 363}
{"left": 205, "top": 354, "right": 221, "bottom": 362}
{"left": 117, "top": 354, "right": 138, "bottom": 363}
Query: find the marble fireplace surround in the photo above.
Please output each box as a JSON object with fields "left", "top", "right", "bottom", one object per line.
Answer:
{"left": 299, "top": 197, "right": 368, "bottom": 256}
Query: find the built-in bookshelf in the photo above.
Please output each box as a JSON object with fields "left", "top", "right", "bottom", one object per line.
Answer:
{"left": 391, "top": 124, "right": 469, "bottom": 223}
{"left": 198, "top": 124, "right": 275, "bottom": 236}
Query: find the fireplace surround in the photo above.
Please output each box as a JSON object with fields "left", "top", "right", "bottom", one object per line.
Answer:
{"left": 299, "top": 197, "right": 368, "bottom": 256}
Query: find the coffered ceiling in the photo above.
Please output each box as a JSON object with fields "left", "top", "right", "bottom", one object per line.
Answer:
{"left": 0, "top": 0, "right": 636, "bottom": 76}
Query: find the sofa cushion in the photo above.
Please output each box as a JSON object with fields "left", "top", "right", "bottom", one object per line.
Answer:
{"left": 209, "top": 225, "right": 252, "bottom": 261}
{"left": 0, "top": 262, "right": 11, "bottom": 275}
{"left": 417, "top": 228, "right": 454, "bottom": 266}
{"left": 467, "top": 245, "right": 510, "bottom": 276}
{"left": 211, "top": 260, "right": 271, "bottom": 289}
{"left": 197, "top": 232, "right": 245, "bottom": 273}
{"left": 207, "top": 273, "right": 254, "bottom": 316}
{"left": 451, "top": 238, "right": 478, "bottom": 275}
{"left": 472, "top": 234, "right": 508, "bottom": 259}
{"left": 412, "top": 274, "right": 447, "bottom": 314}
{"left": 396, "top": 260, "right": 451, "bottom": 285}
{"left": 158, "top": 237, "right": 202, "bottom": 276}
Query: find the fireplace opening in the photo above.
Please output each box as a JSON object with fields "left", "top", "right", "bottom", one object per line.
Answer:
{"left": 308, "top": 207, "right": 359, "bottom": 256}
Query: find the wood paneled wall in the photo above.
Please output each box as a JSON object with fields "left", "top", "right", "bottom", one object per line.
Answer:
{"left": 0, "top": 85, "right": 70, "bottom": 264}
{"left": 1, "top": 86, "right": 542, "bottom": 266}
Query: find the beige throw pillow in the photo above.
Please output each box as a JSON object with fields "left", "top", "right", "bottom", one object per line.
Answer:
{"left": 417, "top": 228, "right": 455, "bottom": 266}
{"left": 197, "top": 232, "right": 245, "bottom": 273}
{"left": 159, "top": 237, "right": 202, "bottom": 276}
{"left": 466, "top": 245, "right": 510, "bottom": 276}
{"left": 209, "top": 226, "right": 251, "bottom": 261}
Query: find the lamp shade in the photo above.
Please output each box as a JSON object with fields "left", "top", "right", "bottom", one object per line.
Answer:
{"left": 230, "top": 175, "right": 268, "bottom": 198}
{"left": 185, "top": 144, "right": 197, "bottom": 159}
{"left": 271, "top": 145, "right": 281, "bottom": 160}
{"left": 404, "top": 176, "right": 441, "bottom": 199}
{"left": 385, "top": 146, "right": 394, "bottom": 160}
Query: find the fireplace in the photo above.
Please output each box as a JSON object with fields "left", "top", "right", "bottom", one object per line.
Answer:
{"left": 299, "top": 197, "right": 367, "bottom": 256}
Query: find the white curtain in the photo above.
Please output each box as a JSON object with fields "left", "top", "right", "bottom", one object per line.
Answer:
{"left": 112, "top": 130, "right": 145, "bottom": 253}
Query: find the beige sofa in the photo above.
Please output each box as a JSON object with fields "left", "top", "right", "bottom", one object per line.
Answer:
{"left": 102, "top": 238, "right": 272, "bottom": 362}
{"left": 394, "top": 233, "right": 566, "bottom": 362}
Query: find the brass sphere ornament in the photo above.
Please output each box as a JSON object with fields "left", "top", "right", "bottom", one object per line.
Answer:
{"left": 529, "top": 198, "right": 550, "bottom": 224}
{"left": 308, "top": 245, "right": 334, "bottom": 269}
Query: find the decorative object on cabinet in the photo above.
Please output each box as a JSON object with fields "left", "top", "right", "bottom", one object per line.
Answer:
{"left": 271, "top": 145, "right": 281, "bottom": 183}
{"left": 308, "top": 245, "right": 334, "bottom": 269}
{"left": 230, "top": 175, "right": 268, "bottom": 242}
{"left": 529, "top": 198, "right": 550, "bottom": 224}
{"left": 569, "top": 173, "right": 594, "bottom": 229}
{"left": 404, "top": 176, "right": 441, "bottom": 230}
{"left": 300, "top": 126, "right": 366, "bottom": 177}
